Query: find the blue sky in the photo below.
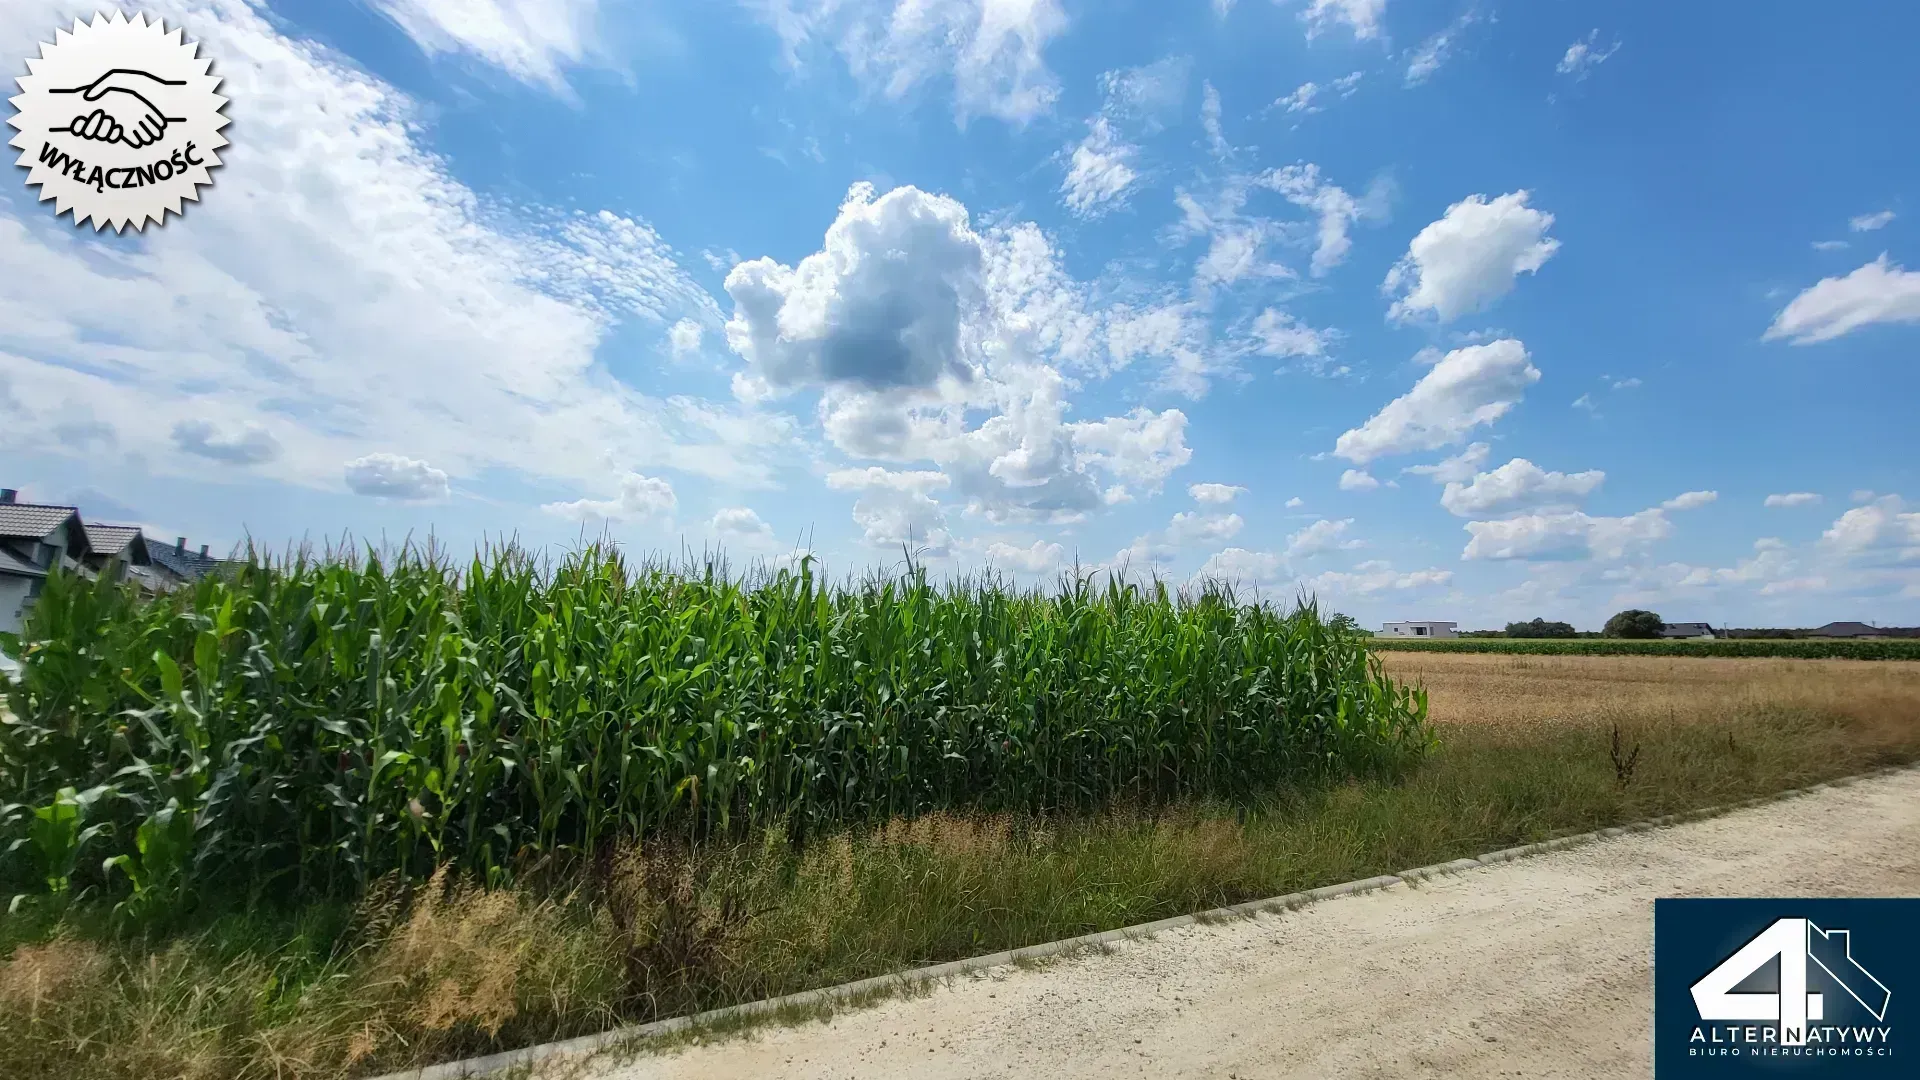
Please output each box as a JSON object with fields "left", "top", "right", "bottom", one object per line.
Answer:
{"left": 4, "top": 0, "right": 1918, "bottom": 630}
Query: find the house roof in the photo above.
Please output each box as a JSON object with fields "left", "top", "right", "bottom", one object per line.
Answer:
{"left": 149, "top": 542, "right": 231, "bottom": 582}
{"left": 83, "top": 523, "right": 143, "bottom": 556}
{"left": 1812, "top": 621, "right": 1878, "bottom": 637}
{"left": 0, "top": 546, "right": 47, "bottom": 578}
{"left": 0, "top": 502, "right": 80, "bottom": 540}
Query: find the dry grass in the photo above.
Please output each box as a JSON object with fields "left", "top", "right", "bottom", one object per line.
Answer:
{"left": 1381, "top": 652, "right": 1920, "bottom": 731}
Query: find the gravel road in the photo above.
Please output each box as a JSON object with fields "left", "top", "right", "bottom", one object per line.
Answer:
{"left": 577, "top": 770, "right": 1920, "bottom": 1080}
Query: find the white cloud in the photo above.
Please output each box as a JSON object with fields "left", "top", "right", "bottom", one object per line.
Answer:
{"left": 1761, "top": 576, "right": 1830, "bottom": 596}
{"left": 1403, "top": 442, "right": 1490, "bottom": 485}
{"left": 1463, "top": 508, "right": 1671, "bottom": 562}
{"left": 1334, "top": 339, "right": 1540, "bottom": 464}
{"left": 1640, "top": 538, "right": 1803, "bottom": 595}
{"left": 1257, "top": 163, "right": 1376, "bottom": 276}
{"left": 171, "top": 418, "right": 280, "bottom": 465}
{"left": 543, "top": 472, "right": 677, "bottom": 522}
{"left": 1064, "top": 406, "right": 1194, "bottom": 488}
{"left": 761, "top": 0, "right": 1068, "bottom": 125}
{"left": 1765, "top": 492, "right": 1822, "bottom": 508}
{"left": 1440, "top": 458, "right": 1605, "bottom": 517}
{"left": 1661, "top": 490, "right": 1718, "bottom": 511}
{"left": 344, "top": 453, "right": 450, "bottom": 501}
{"left": 1572, "top": 393, "right": 1596, "bottom": 414}
{"left": 0, "top": 2, "right": 774, "bottom": 504}
{"left": 1192, "top": 549, "right": 1450, "bottom": 597}
{"left": 1405, "top": 11, "right": 1477, "bottom": 86}
{"left": 1555, "top": 30, "right": 1620, "bottom": 81}
{"left": 1812, "top": 240, "right": 1850, "bottom": 252}
{"left": 1850, "top": 210, "right": 1896, "bottom": 232}
{"left": 1173, "top": 160, "right": 1366, "bottom": 296}
{"left": 1192, "top": 546, "right": 1287, "bottom": 584}
{"left": 1096, "top": 56, "right": 1191, "bottom": 126}
{"left": 1611, "top": 376, "right": 1641, "bottom": 390}
{"left": 1276, "top": 81, "right": 1318, "bottom": 114}
{"left": 369, "top": 0, "right": 600, "bottom": 93}
{"left": 1821, "top": 495, "right": 1920, "bottom": 560}
{"left": 1168, "top": 510, "right": 1245, "bottom": 545}
{"left": 1763, "top": 255, "right": 1920, "bottom": 345}
{"left": 1060, "top": 117, "right": 1139, "bottom": 218}
{"left": 1276, "top": 71, "right": 1362, "bottom": 114}
{"left": 1285, "top": 496, "right": 1304, "bottom": 509}
{"left": 827, "top": 467, "right": 953, "bottom": 553}
{"left": 983, "top": 538, "right": 1065, "bottom": 573}
{"left": 1189, "top": 482, "right": 1247, "bottom": 504}
{"left": 1111, "top": 508, "right": 1243, "bottom": 568}
{"left": 720, "top": 184, "right": 1196, "bottom": 524}
{"left": 1249, "top": 308, "right": 1337, "bottom": 363}
{"left": 669, "top": 318, "right": 703, "bottom": 359}
{"left": 1288, "top": 517, "right": 1362, "bottom": 557}
{"left": 1304, "top": 561, "right": 1452, "bottom": 596}
{"left": 1201, "top": 81, "right": 1231, "bottom": 161}
{"left": 711, "top": 506, "right": 776, "bottom": 542}
{"left": 1385, "top": 192, "right": 1560, "bottom": 322}
{"left": 727, "top": 184, "right": 985, "bottom": 393}
{"left": 1299, "top": 0, "right": 1385, "bottom": 41}
{"left": 1339, "top": 468, "right": 1380, "bottom": 492}
{"left": 1102, "top": 301, "right": 1217, "bottom": 397}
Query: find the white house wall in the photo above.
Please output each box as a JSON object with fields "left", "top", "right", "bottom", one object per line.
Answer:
{"left": 0, "top": 575, "right": 32, "bottom": 636}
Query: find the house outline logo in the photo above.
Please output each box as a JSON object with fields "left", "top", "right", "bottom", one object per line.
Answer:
{"left": 1690, "top": 917, "right": 1893, "bottom": 1047}
{"left": 7, "top": 10, "right": 229, "bottom": 232}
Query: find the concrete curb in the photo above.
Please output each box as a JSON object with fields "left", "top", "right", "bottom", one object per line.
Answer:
{"left": 363, "top": 763, "right": 1910, "bottom": 1080}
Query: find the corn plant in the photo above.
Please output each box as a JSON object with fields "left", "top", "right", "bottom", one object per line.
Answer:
{"left": 0, "top": 543, "right": 1432, "bottom": 910}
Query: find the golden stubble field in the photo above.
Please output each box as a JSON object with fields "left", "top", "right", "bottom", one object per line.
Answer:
{"left": 1377, "top": 651, "right": 1920, "bottom": 731}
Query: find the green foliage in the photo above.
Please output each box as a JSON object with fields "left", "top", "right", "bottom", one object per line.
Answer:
{"left": 1504, "top": 618, "right": 1577, "bottom": 639}
{"left": 1604, "top": 609, "right": 1666, "bottom": 639}
{"left": 0, "top": 546, "right": 1431, "bottom": 911}
{"left": 1366, "top": 637, "right": 1920, "bottom": 659}
{"left": 3, "top": 785, "right": 113, "bottom": 903}
{"left": 6, "top": 705, "right": 1915, "bottom": 1080}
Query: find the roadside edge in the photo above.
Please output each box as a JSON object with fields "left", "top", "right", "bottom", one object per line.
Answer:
{"left": 364, "top": 763, "right": 1910, "bottom": 1080}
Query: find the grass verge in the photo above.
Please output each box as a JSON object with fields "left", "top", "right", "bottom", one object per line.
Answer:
{"left": 4, "top": 703, "right": 1917, "bottom": 1080}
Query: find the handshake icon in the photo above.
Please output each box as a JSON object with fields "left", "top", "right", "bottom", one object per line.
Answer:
{"left": 50, "top": 67, "right": 187, "bottom": 149}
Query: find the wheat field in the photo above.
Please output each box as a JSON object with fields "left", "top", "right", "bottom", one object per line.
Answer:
{"left": 1379, "top": 651, "right": 1920, "bottom": 731}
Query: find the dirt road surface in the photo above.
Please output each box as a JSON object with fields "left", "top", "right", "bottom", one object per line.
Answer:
{"left": 576, "top": 770, "right": 1920, "bottom": 1080}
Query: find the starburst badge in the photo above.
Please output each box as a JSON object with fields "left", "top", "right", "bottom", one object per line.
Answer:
{"left": 7, "top": 11, "right": 229, "bottom": 232}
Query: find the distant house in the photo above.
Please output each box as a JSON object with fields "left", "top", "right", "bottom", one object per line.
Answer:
{"left": 1, "top": 487, "right": 234, "bottom": 638}
{"left": 149, "top": 536, "right": 234, "bottom": 588}
{"left": 1810, "top": 621, "right": 1882, "bottom": 638}
{"left": 0, "top": 490, "right": 91, "bottom": 636}
{"left": 1382, "top": 621, "right": 1458, "bottom": 639}
{"left": 82, "top": 522, "right": 164, "bottom": 590}
{"left": 1659, "top": 622, "right": 1718, "bottom": 639}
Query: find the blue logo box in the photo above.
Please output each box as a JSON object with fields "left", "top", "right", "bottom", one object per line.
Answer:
{"left": 1655, "top": 898, "right": 1914, "bottom": 1076}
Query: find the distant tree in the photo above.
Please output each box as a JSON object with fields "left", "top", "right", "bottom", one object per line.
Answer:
{"left": 1505, "top": 617, "right": 1577, "bottom": 639}
{"left": 1327, "top": 612, "right": 1361, "bottom": 635}
{"left": 1604, "top": 609, "right": 1666, "bottom": 639}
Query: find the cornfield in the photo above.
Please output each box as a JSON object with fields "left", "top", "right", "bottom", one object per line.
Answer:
{"left": 0, "top": 545, "right": 1430, "bottom": 912}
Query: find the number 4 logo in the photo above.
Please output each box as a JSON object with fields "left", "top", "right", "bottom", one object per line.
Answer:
{"left": 1691, "top": 918, "right": 1892, "bottom": 1046}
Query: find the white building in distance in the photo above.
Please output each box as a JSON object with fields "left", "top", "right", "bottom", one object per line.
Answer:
{"left": 1381, "top": 620, "right": 1458, "bottom": 639}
